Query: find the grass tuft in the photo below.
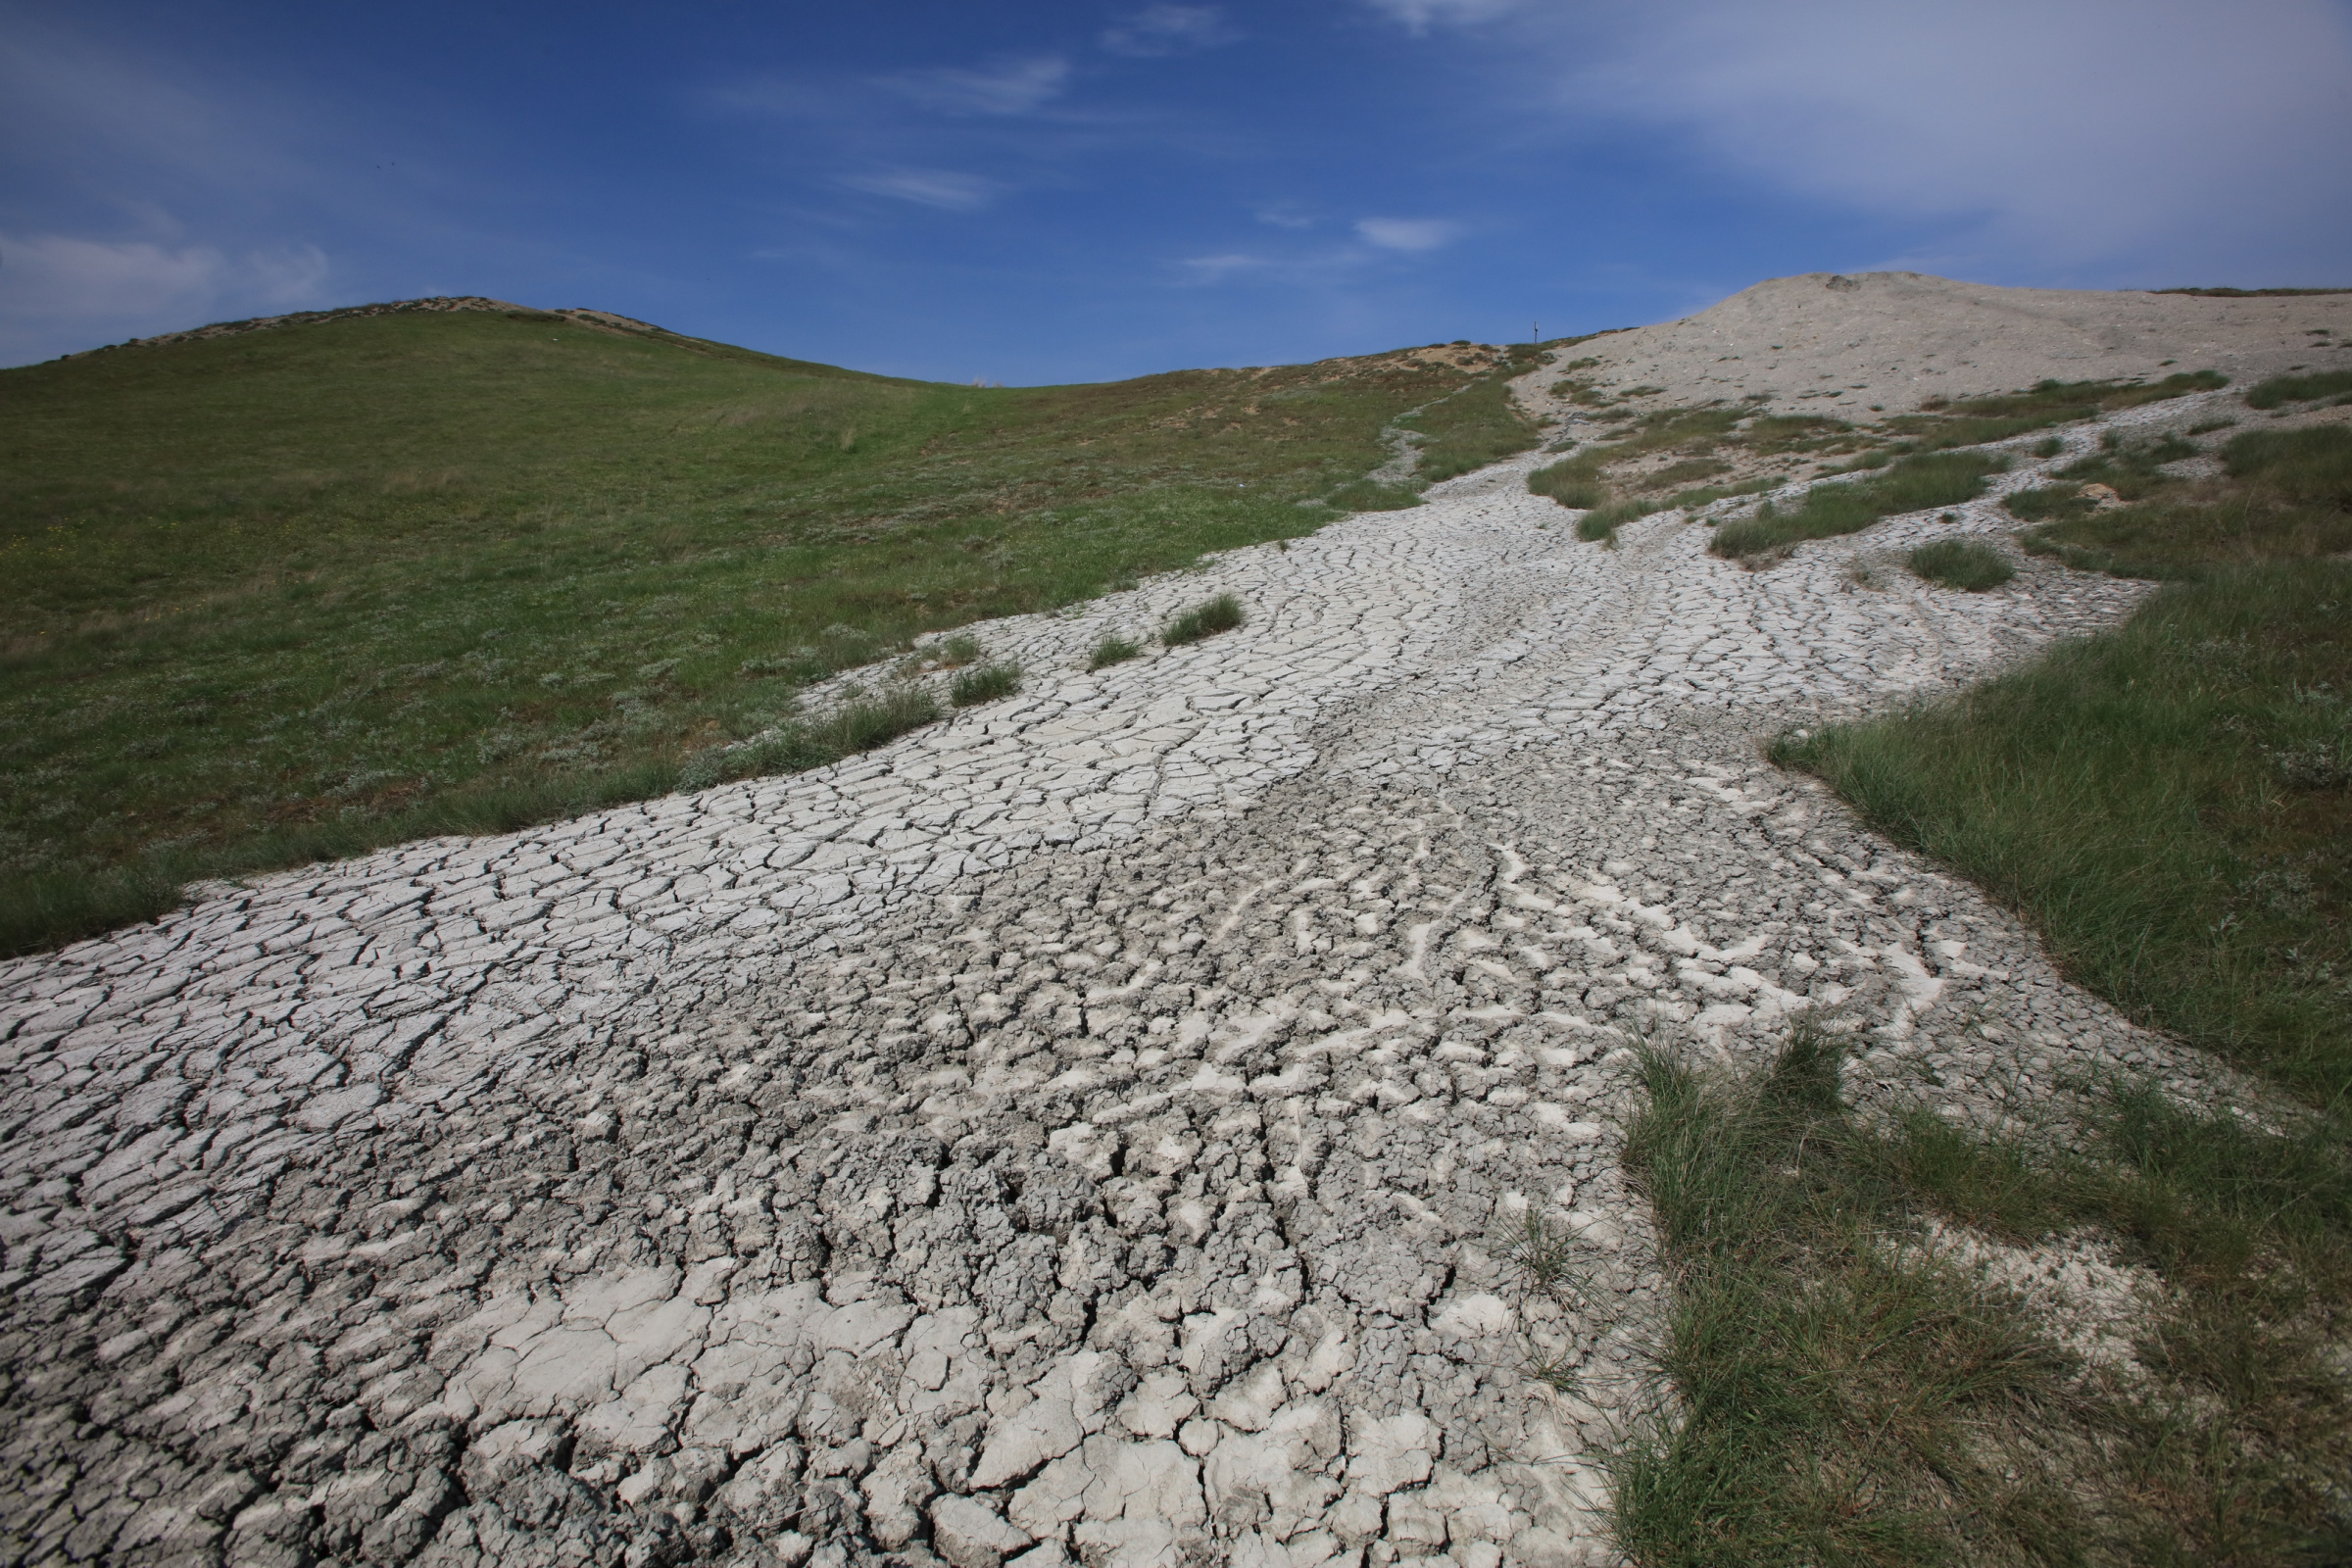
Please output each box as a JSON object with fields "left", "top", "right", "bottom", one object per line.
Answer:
{"left": 949, "top": 662, "right": 1021, "bottom": 707}
{"left": 1086, "top": 632, "right": 1142, "bottom": 671}
{"left": 1907, "top": 537, "right": 2016, "bottom": 591}
{"left": 1162, "top": 592, "right": 1246, "bottom": 646}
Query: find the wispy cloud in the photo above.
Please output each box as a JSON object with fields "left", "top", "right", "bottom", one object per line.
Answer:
{"left": 1364, "top": 0, "right": 1522, "bottom": 35}
{"left": 834, "top": 169, "right": 1004, "bottom": 212}
{"left": 0, "top": 232, "right": 328, "bottom": 358}
{"left": 1407, "top": 0, "right": 2352, "bottom": 278}
{"left": 1178, "top": 252, "right": 1270, "bottom": 283}
{"left": 1354, "top": 217, "right": 1459, "bottom": 252}
{"left": 1253, "top": 202, "right": 1316, "bottom": 231}
{"left": 876, "top": 56, "right": 1071, "bottom": 117}
{"left": 1102, "top": 6, "right": 1241, "bottom": 58}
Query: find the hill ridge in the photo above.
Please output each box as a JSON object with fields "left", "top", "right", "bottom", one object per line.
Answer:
{"left": 66, "top": 294, "right": 673, "bottom": 359}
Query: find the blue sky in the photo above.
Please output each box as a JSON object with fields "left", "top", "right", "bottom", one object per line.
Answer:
{"left": 4, "top": 0, "right": 2349, "bottom": 379}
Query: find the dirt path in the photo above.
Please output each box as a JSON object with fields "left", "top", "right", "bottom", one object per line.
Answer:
{"left": 0, "top": 367, "right": 2245, "bottom": 1567}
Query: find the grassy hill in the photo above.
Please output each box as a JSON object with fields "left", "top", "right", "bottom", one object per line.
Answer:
{"left": 1, "top": 302, "right": 1542, "bottom": 953}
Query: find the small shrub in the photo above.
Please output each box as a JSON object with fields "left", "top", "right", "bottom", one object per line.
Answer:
{"left": 934, "top": 633, "right": 983, "bottom": 667}
{"left": 1163, "top": 593, "right": 1245, "bottom": 646}
{"left": 2032, "top": 435, "right": 2066, "bottom": 458}
{"left": 1906, "top": 538, "right": 2015, "bottom": 591}
{"left": 2245, "top": 368, "right": 2352, "bottom": 409}
{"left": 1087, "top": 632, "right": 1142, "bottom": 671}
{"left": 950, "top": 662, "right": 1022, "bottom": 707}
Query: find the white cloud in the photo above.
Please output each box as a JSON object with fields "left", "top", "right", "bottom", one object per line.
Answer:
{"left": 1102, "top": 6, "right": 1241, "bottom": 58}
{"left": 0, "top": 231, "right": 329, "bottom": 362}
{"left": 1253, "top": 202, "right": 1316, "bottom": 230}
{"left": 1354, "top": 217, "right": 1459, "bottom": 252}
{"left": 835, "top": 169, "right": 1004, "bottom": 212}
{"left": 878, "top": 56, "right": 1071, "bottom": 116}
{"left": 1178, "top": 253, "right": 1269, "bottom": 283}
{"left": 1365, "top": 0, "right": 1521, "bottom": 35}
{"left": 0, "top": 232, "right": 326, "bottom": 321}
{"left": 1514, "top": 0, "right": 2352, "bottom": 277}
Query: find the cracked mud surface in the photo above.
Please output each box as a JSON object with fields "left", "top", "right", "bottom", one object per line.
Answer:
{"left": 1, "top": 378, "right": 2240, "bottom": 1567}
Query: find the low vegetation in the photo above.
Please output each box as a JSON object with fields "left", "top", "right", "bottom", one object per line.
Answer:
{"left": 2015, "top": 425, "right": 2352, "bottom": 578}
{"left": 1529, "top": 406, "right": 1745, "bottom": 540}
{"left": 949, "top": 662, "right": 1021, "bottom": 707}
{"left": 2246, "top": 369, "right": 2352, "bottom": 409}
{"left": 1710, "top": 451, "right": 2006, "bottom": 561}
{"left": 1610, "top": 1021, "right": 2352, "bottom": 1565}
{"left": 1392, "top": 345, "right": 1547, "bottom": 483}
{"left": 1161, "top": 592, "right": 1246, "bottom": 647}
{"left": 1322, "top": 479, "right": 1423, "bottom": 512}
{"left": 1882, "top": 371, "right": 2229, "bottom": 452}
{"left": 0, "top": 309, "right": 1536, "bottom": 955}
{"left": 1086, "top": 632, "right": 1142, "bottom": 671}
{"left": 1907, "top": 537, "right": 2015, "bottom": 591}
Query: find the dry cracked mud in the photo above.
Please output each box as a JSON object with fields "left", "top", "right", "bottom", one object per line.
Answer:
{"left": 0, "top": 362, "right": 2250, "bottom": 1568}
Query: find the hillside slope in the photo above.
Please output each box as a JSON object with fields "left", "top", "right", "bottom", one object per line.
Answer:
{"left": 0, "top": 303, "right": 1536, "bottom": 950}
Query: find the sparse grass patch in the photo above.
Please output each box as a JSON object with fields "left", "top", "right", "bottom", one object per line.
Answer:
{"left": 2246, "top": 368, "right": 2352, "bottom": 409}
{"left": 1907, "top": 537, "right": 2015, "bottom": 591}
{"left": 2019, "top": 425, "right": 2352, "bottom": 578}
{"left": 1610, "top": 1020, "right": 2352, "bottom": 1566}
{"left": 1711, "top": 451, "right": 2006, "bottom": 560}
{"left": 1162, "top": 592, "right": 1246, "bottom": 646}
{"left": 1885, "top": 371, "right": 2228, "bottom": 451}
{"left": 1396, "top": 347, "right": 1545, "bottom": 481}
{"left": 1575, "top": 497, "right": 1666, "bottom": 542}
{"left": 1323, "top": 478, "right": 1424, "bottom": 511}
{"left": 1086, "top": 632, "right": 1142, "bottom": 671}
{"left": 949, "top": 662, "right": 1021, "bottom": 707}
{"left": 1529, "top": 406, "right": 1745, "bottom": 537}
{"left": 933, "top": 632, "right": 984, "bottom": 667}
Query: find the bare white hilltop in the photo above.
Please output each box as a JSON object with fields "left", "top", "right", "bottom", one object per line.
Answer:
{"left": 1558, "top": 270, "right": 2349, "bottom": 415}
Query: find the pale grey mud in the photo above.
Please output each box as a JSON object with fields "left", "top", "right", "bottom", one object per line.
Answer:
{"left": 0, "top": 381, "right": 2239, "bottom": 1568}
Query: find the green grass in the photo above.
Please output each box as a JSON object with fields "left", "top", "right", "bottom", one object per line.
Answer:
{"left": 1086, "top": 632, "right": 1143, "bottom": 671}
{"left": 1883, "top": 372, "right": 2229, "bottom": 453}
{"left": 1907, "top": 538, "right": 2016, "bottom": 591}
{"left": 1322, "top": 478, "right": 1424, "bottom": 512}
{"left": 1529, "top": 405, "right": 1745, "bottom": 538}
{"left": 2246, "top": 370, "right": 2352, "bottom": 409}
{"left": 1775, "top": 564, "right": 2351, "bottom": 1102}
{"left": 1608, "top": 1022, "right": 2352, "bottom": 1566}
{"left": 1395, "top": 347, "right": 1545, "bottom": 481}
{"left": 949, "top": 662, "right": 1021, "bottom": 707}
{"left": 1161, "top": 592, "right": 1246, "bottom": 646}
{"left": 2018, "top": 426, "right": 2352, "bottom": 578}
{"left": 1574, "top": 497, "right": 1667, "bottom": 542}
{"left": 1711, "top": 452, "right": 2007, "bottom": 560}
{"left": 0, "top": 307, "right": 1526, "bottom": 955}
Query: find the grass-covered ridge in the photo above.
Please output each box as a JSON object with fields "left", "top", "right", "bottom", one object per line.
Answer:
{"left": 1, "top": 306, "right": 1526, "bottom": 954}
